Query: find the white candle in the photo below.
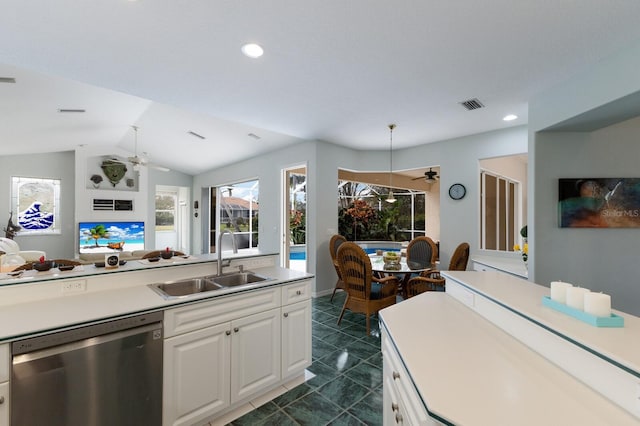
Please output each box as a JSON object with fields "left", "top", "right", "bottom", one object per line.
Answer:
{"left": 566, "top": 287, "right": 590, "bottom": 310}
{"left": 584, "top": 293, "right": 611, "bottom": 317}
{"left": 550, "top": 281, "right": 573, "bottom": 303}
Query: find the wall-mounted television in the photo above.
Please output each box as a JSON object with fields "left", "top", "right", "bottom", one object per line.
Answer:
{"left": 79, "top": 221, "right": 145, "bottom": 254}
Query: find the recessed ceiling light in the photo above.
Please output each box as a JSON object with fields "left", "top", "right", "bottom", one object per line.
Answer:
{"left": 503, "top": 114, "right": 518, "bottom": 121}
{"left": 241, "top": 43, "right": 264, "bottom": 58}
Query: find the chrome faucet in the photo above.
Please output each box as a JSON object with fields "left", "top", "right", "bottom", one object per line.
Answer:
{"left": 217, "top": 229, "right": 238, "bottom": 276}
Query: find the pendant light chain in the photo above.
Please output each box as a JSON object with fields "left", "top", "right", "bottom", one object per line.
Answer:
{"left": 386, "top": 124, "right": 397, "bottom": 203}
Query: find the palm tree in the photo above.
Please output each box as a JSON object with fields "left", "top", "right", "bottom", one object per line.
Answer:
{"left": 88, "top": 224, "right": 109, "bottom": 247}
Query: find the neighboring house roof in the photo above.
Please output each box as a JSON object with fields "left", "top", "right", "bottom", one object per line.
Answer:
{"left": 221, "top": 197, "right": 259, "bottom": 211}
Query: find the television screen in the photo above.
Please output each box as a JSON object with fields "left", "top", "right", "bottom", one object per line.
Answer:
{"left": 78, "top": 221, "right": 145, "bottom": 254}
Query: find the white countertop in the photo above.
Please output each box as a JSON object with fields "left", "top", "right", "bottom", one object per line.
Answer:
{"left": 443, "top": 271, "right": 640, "bottom": 375}
{"left": 380, "top": 292, "right": 639, "bottom": 425}
{"left": 472, "top": 254, "right": 528, "bottom": 278}
{"left": 0, "top": 256, "right": 312, "bottom": 342}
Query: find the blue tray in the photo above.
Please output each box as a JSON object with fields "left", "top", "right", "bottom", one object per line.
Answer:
{"left": 541, "top": 296, "right": 624, "bottom": 327}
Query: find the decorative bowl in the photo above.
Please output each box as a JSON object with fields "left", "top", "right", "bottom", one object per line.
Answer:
{"left": 33, "top": 261, "right": 54, "bottom": 272}
{"left": 148, "top": 257, "right": 161, "bottom": 262}
{"left": 57, "top": 264, "right": 76, "bottom": 271}
{"left": 161, "top": 251, "right": 174, "bottom": 259}
{"left": 382, "top": 252, "right": 400, "bottom": 264}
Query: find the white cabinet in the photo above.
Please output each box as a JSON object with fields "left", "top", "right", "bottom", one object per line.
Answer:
{"left": 281, "top": 299, "right": 312, "bottom": 378}
{"left": 163, "top": 280, "right": 313, "bottom": 426}
{"left": 163, "top": 322, "right": 231, "bottom": 426}
{"left": 163, "top": 287, "right": 284, "bottom": 426}
{"left": 382, "top": 329, "right": 439, "bottom": 426}
{"left": 281, "top": 280, "right": 312, "bottom": 378}
{"left": 231, "top": 308, "right": 281, "bottom": 403}
{"left": 0, "top": 344, "right": 7, "bottom": 426}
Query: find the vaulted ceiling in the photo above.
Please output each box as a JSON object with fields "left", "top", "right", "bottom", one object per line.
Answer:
{"left": 2, "top": 1, "right": 640, "bottom": 175}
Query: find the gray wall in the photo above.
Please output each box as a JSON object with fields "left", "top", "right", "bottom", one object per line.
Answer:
{"left": 193, "top": 127, "right": 528, "bottom": 297}
{"left": 530, "top": 37, "right": 640, "bottom": 315}
{"left": 0, "top": 151, "right": 76, "bottom": 259}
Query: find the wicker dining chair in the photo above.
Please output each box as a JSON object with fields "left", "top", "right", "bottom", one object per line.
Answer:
{"left": 405, "top": 242, "right": 470, "bottom": 297}
{"left": 329, "top": 234, "right": 347, "bottom": 302}
{"left": 405, "top": 236, "right": 438, "bottom": 270}
{"left": 336, "top": 242, "right": 398, "bottom": 335}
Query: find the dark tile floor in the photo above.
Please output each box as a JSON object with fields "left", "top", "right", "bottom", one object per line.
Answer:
{"left": 228, "top": 291, "right": 383, "bottom": 426}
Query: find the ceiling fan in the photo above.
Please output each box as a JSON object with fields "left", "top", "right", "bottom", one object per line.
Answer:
{"left": 127, "top": 126, "right": 169, "bottom": 172}
{"left": 412, "top": 167, "right": 439, "bottom": 183}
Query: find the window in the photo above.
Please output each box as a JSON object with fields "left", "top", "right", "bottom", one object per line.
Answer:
{"left": 338, "top": 180, "right": 426, "bottom": 241}
{"left": 11, "top": 176, "right": 61, "bottom": 235}
{"left": 211, "top": 179, "right": 259, "bottom": 253}
{"left": 481, "top": 170, "right": 519, "bottom": 251}
{"left": 155, "top": 191, "right": 177, "bottom": 231}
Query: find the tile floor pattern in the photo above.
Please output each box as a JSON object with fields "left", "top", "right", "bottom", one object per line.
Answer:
{"left": 227, "top": 291, "right": 384, "bottom": 426}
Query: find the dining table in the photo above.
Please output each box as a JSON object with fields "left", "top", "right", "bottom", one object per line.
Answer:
{"left": 368, "top": 253, "right": 436, "bottom": 298}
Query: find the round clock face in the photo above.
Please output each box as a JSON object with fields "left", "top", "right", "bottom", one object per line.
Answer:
{"left": 449, "top": 183, "right": 466, "bottom": 200}
{"left": 106, "top": 255, "right": 119, "bottom": 266}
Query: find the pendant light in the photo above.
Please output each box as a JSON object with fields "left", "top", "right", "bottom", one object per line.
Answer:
{"left": 386, "top": 124, "right": 397, "bottom": 203}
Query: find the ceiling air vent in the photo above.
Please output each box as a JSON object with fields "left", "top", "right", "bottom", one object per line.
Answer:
{"left": 459, "top": 98, "right": 484, "bottom": 111}
{"left": 0, "top": 77, "right": 16, "bottom": 83}
{"left": 187, "top": 131, "right": 206, "bottom": 140}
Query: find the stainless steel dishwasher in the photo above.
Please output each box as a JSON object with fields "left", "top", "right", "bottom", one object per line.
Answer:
{"left": 11, "top": 311, "right": 163, "bottom": 426}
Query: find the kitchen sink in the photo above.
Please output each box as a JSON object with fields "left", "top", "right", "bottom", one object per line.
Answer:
{"left": 149, "top": 272, "right": 272, "bottom": 299}
{"left": 210, "top": 272, "right": 270, "bottom": 287}
{"left": 149, "top": 278, "right": 223, "bottom": 299}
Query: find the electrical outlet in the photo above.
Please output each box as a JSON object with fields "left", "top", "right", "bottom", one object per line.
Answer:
{"left": 62, "top": 280, "right": 86, "bottom": 294}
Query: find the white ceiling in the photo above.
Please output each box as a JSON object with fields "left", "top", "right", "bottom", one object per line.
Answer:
{"left": 2, "top": 1, "right": 640, "bottom": 175}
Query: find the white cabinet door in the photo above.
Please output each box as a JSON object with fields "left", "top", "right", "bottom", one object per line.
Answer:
{"left": 281, "top": 299, "right": 312, "bottom": 378}
{"left": 0, "top": 382, "right": 7, "bottom": 426}
{"left": 231, "top": 308, "right": 281, "bottom": 403}
{"left": 163, "top": 322, "right": 231, "bottom": 426}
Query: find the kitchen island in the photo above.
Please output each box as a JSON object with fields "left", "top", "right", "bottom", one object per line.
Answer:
{"left": 380, "top": 271, "right": 639, "bottom": 425}
{"left": 0, "top": 252, "right": 314, "bottom": 426}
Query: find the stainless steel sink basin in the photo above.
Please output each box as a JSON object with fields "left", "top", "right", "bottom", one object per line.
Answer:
{"left": 149, "top": 272, "right": 272, "bottom": 299}
{"left": 149, "top": 278, "right": 223, "bottom": 299}
{"left": 211, "top": 272, "right": 270, "bottom": 287}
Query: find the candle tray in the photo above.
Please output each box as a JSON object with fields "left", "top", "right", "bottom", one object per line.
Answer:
{"left": 541, "top": 296, "right": 624, "bottom": 327}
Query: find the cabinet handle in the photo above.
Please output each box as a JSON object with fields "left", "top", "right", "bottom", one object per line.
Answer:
{"left": 392, "top": 371, "right": 400, "bottom": 380}
{"left": 395, "top": 412, "right": 403, "bottom": 423}
{"left": 225, "top": 330, "right": 231, "bottom": 336}
{"left": 296, "top": 290, "right": 302, "bottom": 295}
{"left": 391, "top": 402, "right": 398, "bottom": 412}
{"left": 234, "top": 327, "right": 239, "bottom": 333}
{"left": 283, "top": 312, "right": 289, "bottom": 318}
{"left": 0, "top": 396, "right": 4, "bottom": 404}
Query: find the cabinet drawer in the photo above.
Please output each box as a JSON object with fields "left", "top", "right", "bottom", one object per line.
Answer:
{"left": 164, "top": 287, "right": 281, "bottom": 337}
{"left": 0, "top": 344, "right": 7, "bottom": 382}
{"left": 382, "top": 333, "right": 431, "bottom": 425}
{"left": 282, "top": 280, "right": 311, "bottom": 305}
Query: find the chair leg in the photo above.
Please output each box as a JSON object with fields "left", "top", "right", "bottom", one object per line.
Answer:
{"left": 330, "top": 285, "right": 338, "bottom": 302}
{"left": 330, "top": 279, "right": 341, "bottom": 302}
{"left": 337, "top": 297, "right": 348, "bottom": 326}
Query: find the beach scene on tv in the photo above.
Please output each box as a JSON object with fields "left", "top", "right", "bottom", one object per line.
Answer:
{"left": 79, "top": 221, "right": 145, "bottom": 254}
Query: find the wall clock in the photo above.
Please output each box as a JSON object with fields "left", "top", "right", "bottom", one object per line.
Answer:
{"left": 449, "top": 183, "right": 466, "bottom": 200}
